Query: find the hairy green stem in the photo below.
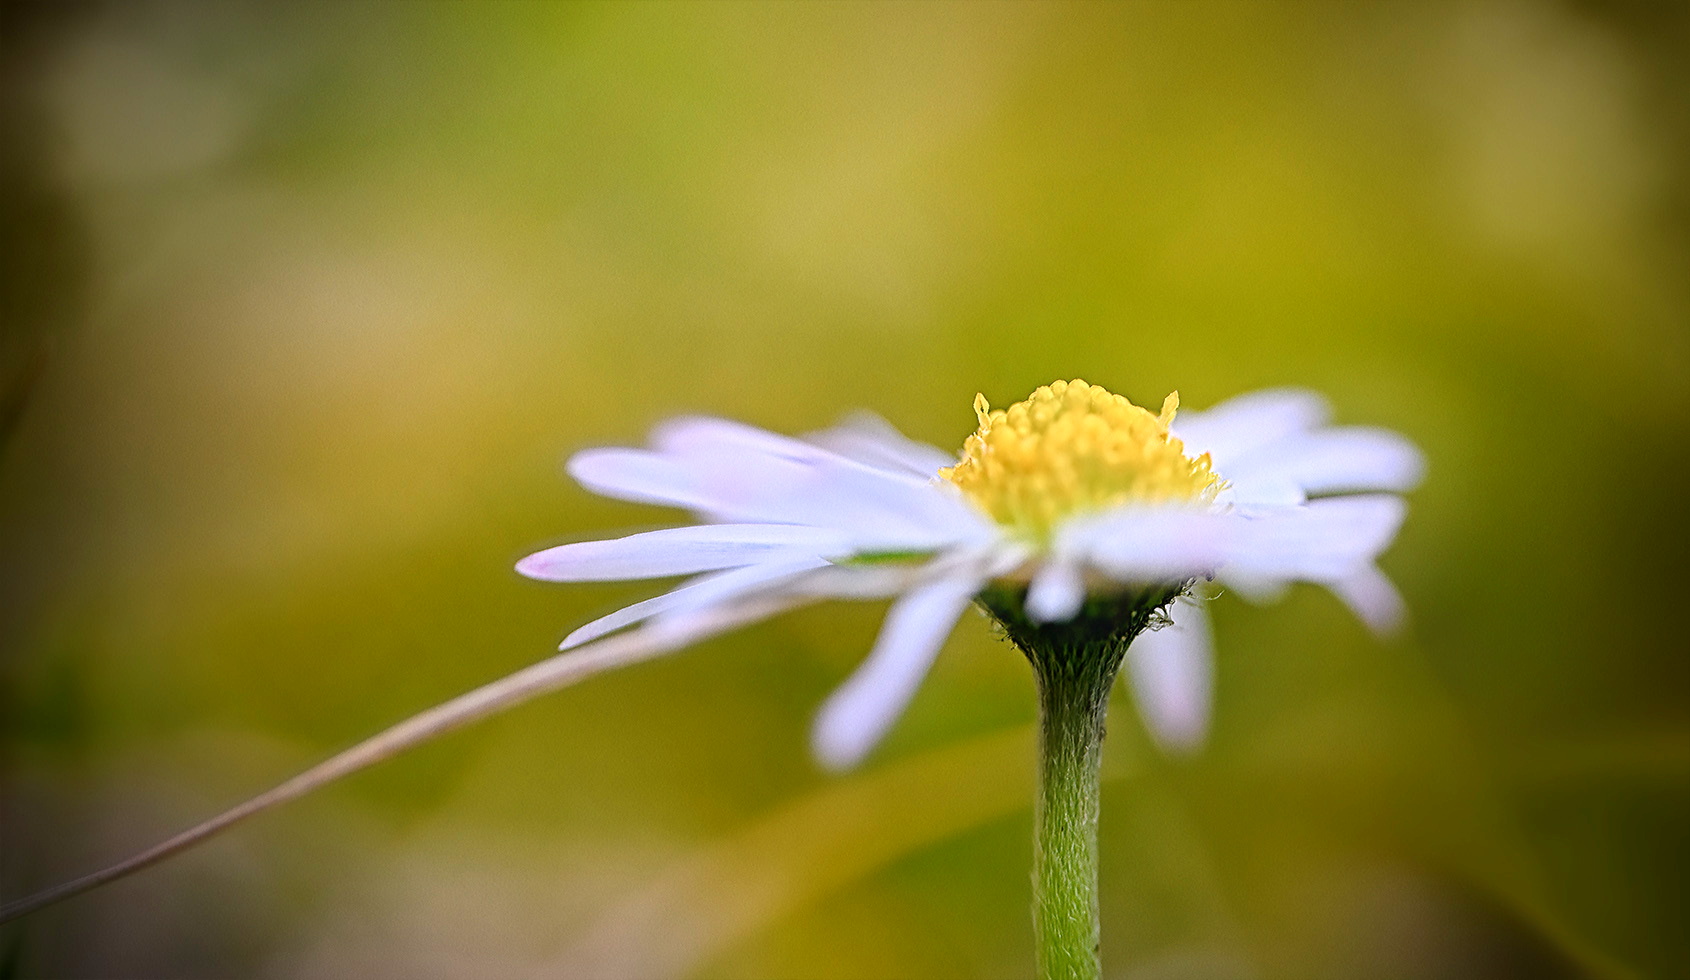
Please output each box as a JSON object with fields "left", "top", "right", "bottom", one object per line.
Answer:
{"left": 977, "top": 583, "right": 1183, "bottom": 980}
{"left": 1031, "top": 647, "right": 1113, "bottom": 980}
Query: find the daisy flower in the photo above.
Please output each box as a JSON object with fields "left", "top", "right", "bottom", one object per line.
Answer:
{"left": 1, "top": 380, "right": 1420, "bottom": 980}
{"left": 511, "top": 379, "right": 1420, "bottom": 980}
{"left": 517, "top": 380, "right": 1423, "bottom": 768}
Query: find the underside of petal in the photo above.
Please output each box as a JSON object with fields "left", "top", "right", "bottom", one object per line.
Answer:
{"left": 516, "top": 524, "right": 845, "bottom": 582}
{"left": 1218, "top": 495, "right": 1407, "bottom": 585}
{"left": 1325, "top": 563, "right": 1408, "bottom": 635}
{"left": 810, "top": 575, "right": 981, "bottom": 771}
{"left": 1224, "top": 427, "right": 1426, "bottom": 496}
{"left": 559, "top": 557, "right": 830, "bottom": 649}
{"left": 1124, "top": 600, "right": 1214, "bottom": 753}
{"left": 1025, "top": 560, "right": 1086, "bottom": 623}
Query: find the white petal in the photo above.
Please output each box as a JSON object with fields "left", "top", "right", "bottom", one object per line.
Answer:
{"left": 810, "top": 575, "right": 981, "bottom": 771}
{"left": 515, "top": 524, "right": 845, "bottom": 582}
{"left": 1225, "top": 427, "right": 1425, "bottom": 496}
{"left": 569, "top": 424, "right": 869, "bottom": 522}
{"left": 804, "top": 411, "right": 957, "bottom": 479}
{"left": 1218, "top": 474, "right": 1306, "bottom": 509}
{"left": 592, "top": 446, "right": 988, "bottom": 555}
{"left": 569, "top": 443, "right": 823, "bottom": 517}
{"left": 1173, "top": 388, "right": 1330, "bottom": 468}
{"left": 785, "top": 543, "right": 1023, "bottom": 603}
{"left": 786, "top": 562, "right": 932, "bottom": 600}
{"left": 571, "top": 416, "right": 991, "bottom": 556}
{"left": 649, "top": 556, "right": 831, "bottom": 628}
{"left": 566, "top": 448, "right": 713, "bottom": 511}
{"left": 745, "top": 463, "right": 989, "bottom": 553}
{"left": 1219, "top": 495, "right": 1407, "bottom": 585}
{"left": 559, "top": 558, "right": 830, "bottom": 649}
{"left": 652, "top": 415, "right": 827, "bottom": 462}
{"left": 1025, "top": 560, "right": 1086, "bottom": 623}
{"left": 652, "top": 415, "right": 953, "bottom": 504}
{"left": 1325, "top": 563, "right": 1408, "bottom": 635}
{"left": 1064, "top": 507, "right": 1236, "bottom": 583}
{"left": 1211, "top": 571, "right": 1290, "bottom": 605}
{"left": 1124, "top": 600, "right": 1214, "bottom": 753}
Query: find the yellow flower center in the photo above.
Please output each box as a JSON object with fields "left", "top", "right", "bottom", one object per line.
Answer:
{"left": 940, "top": 379, "right": 1221, "bottom": 538}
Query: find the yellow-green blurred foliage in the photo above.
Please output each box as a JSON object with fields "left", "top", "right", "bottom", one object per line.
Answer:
{"left": 3, "top": 2, "right": 1686, "bottom": 978}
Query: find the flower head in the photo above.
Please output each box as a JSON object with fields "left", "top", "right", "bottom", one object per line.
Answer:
{"left": 517, "top": 382, "right": 1424, "bottom": 769}
{"left": 943, "top": 381, "right": 1220, "bottom": 537}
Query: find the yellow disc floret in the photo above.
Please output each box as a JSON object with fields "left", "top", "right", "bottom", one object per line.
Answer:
{"left": 940, "top": 379, "right": 1221, "bottom": 538}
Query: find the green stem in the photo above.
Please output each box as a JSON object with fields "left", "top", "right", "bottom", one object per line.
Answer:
{"left": 1031, "top": 646, "right": 1114, "bottom": 980}
{"left": 976, "top": 583, "right": 1182, "bottom": 980}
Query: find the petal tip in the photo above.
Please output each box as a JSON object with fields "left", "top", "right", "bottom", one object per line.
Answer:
{"left": 515, "top": 552, "right": 551, "bottom": 581}
{"left": 810, "top": 716, "right": 870, "bottom": 772}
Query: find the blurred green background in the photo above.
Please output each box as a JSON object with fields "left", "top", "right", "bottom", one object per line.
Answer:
{"left": 2, "top": 2, "right": 1686, "bottom": 978}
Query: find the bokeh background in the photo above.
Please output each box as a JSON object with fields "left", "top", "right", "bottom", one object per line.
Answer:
{"left": 3, "top": 2, "right": 1687, "bottom": 978}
